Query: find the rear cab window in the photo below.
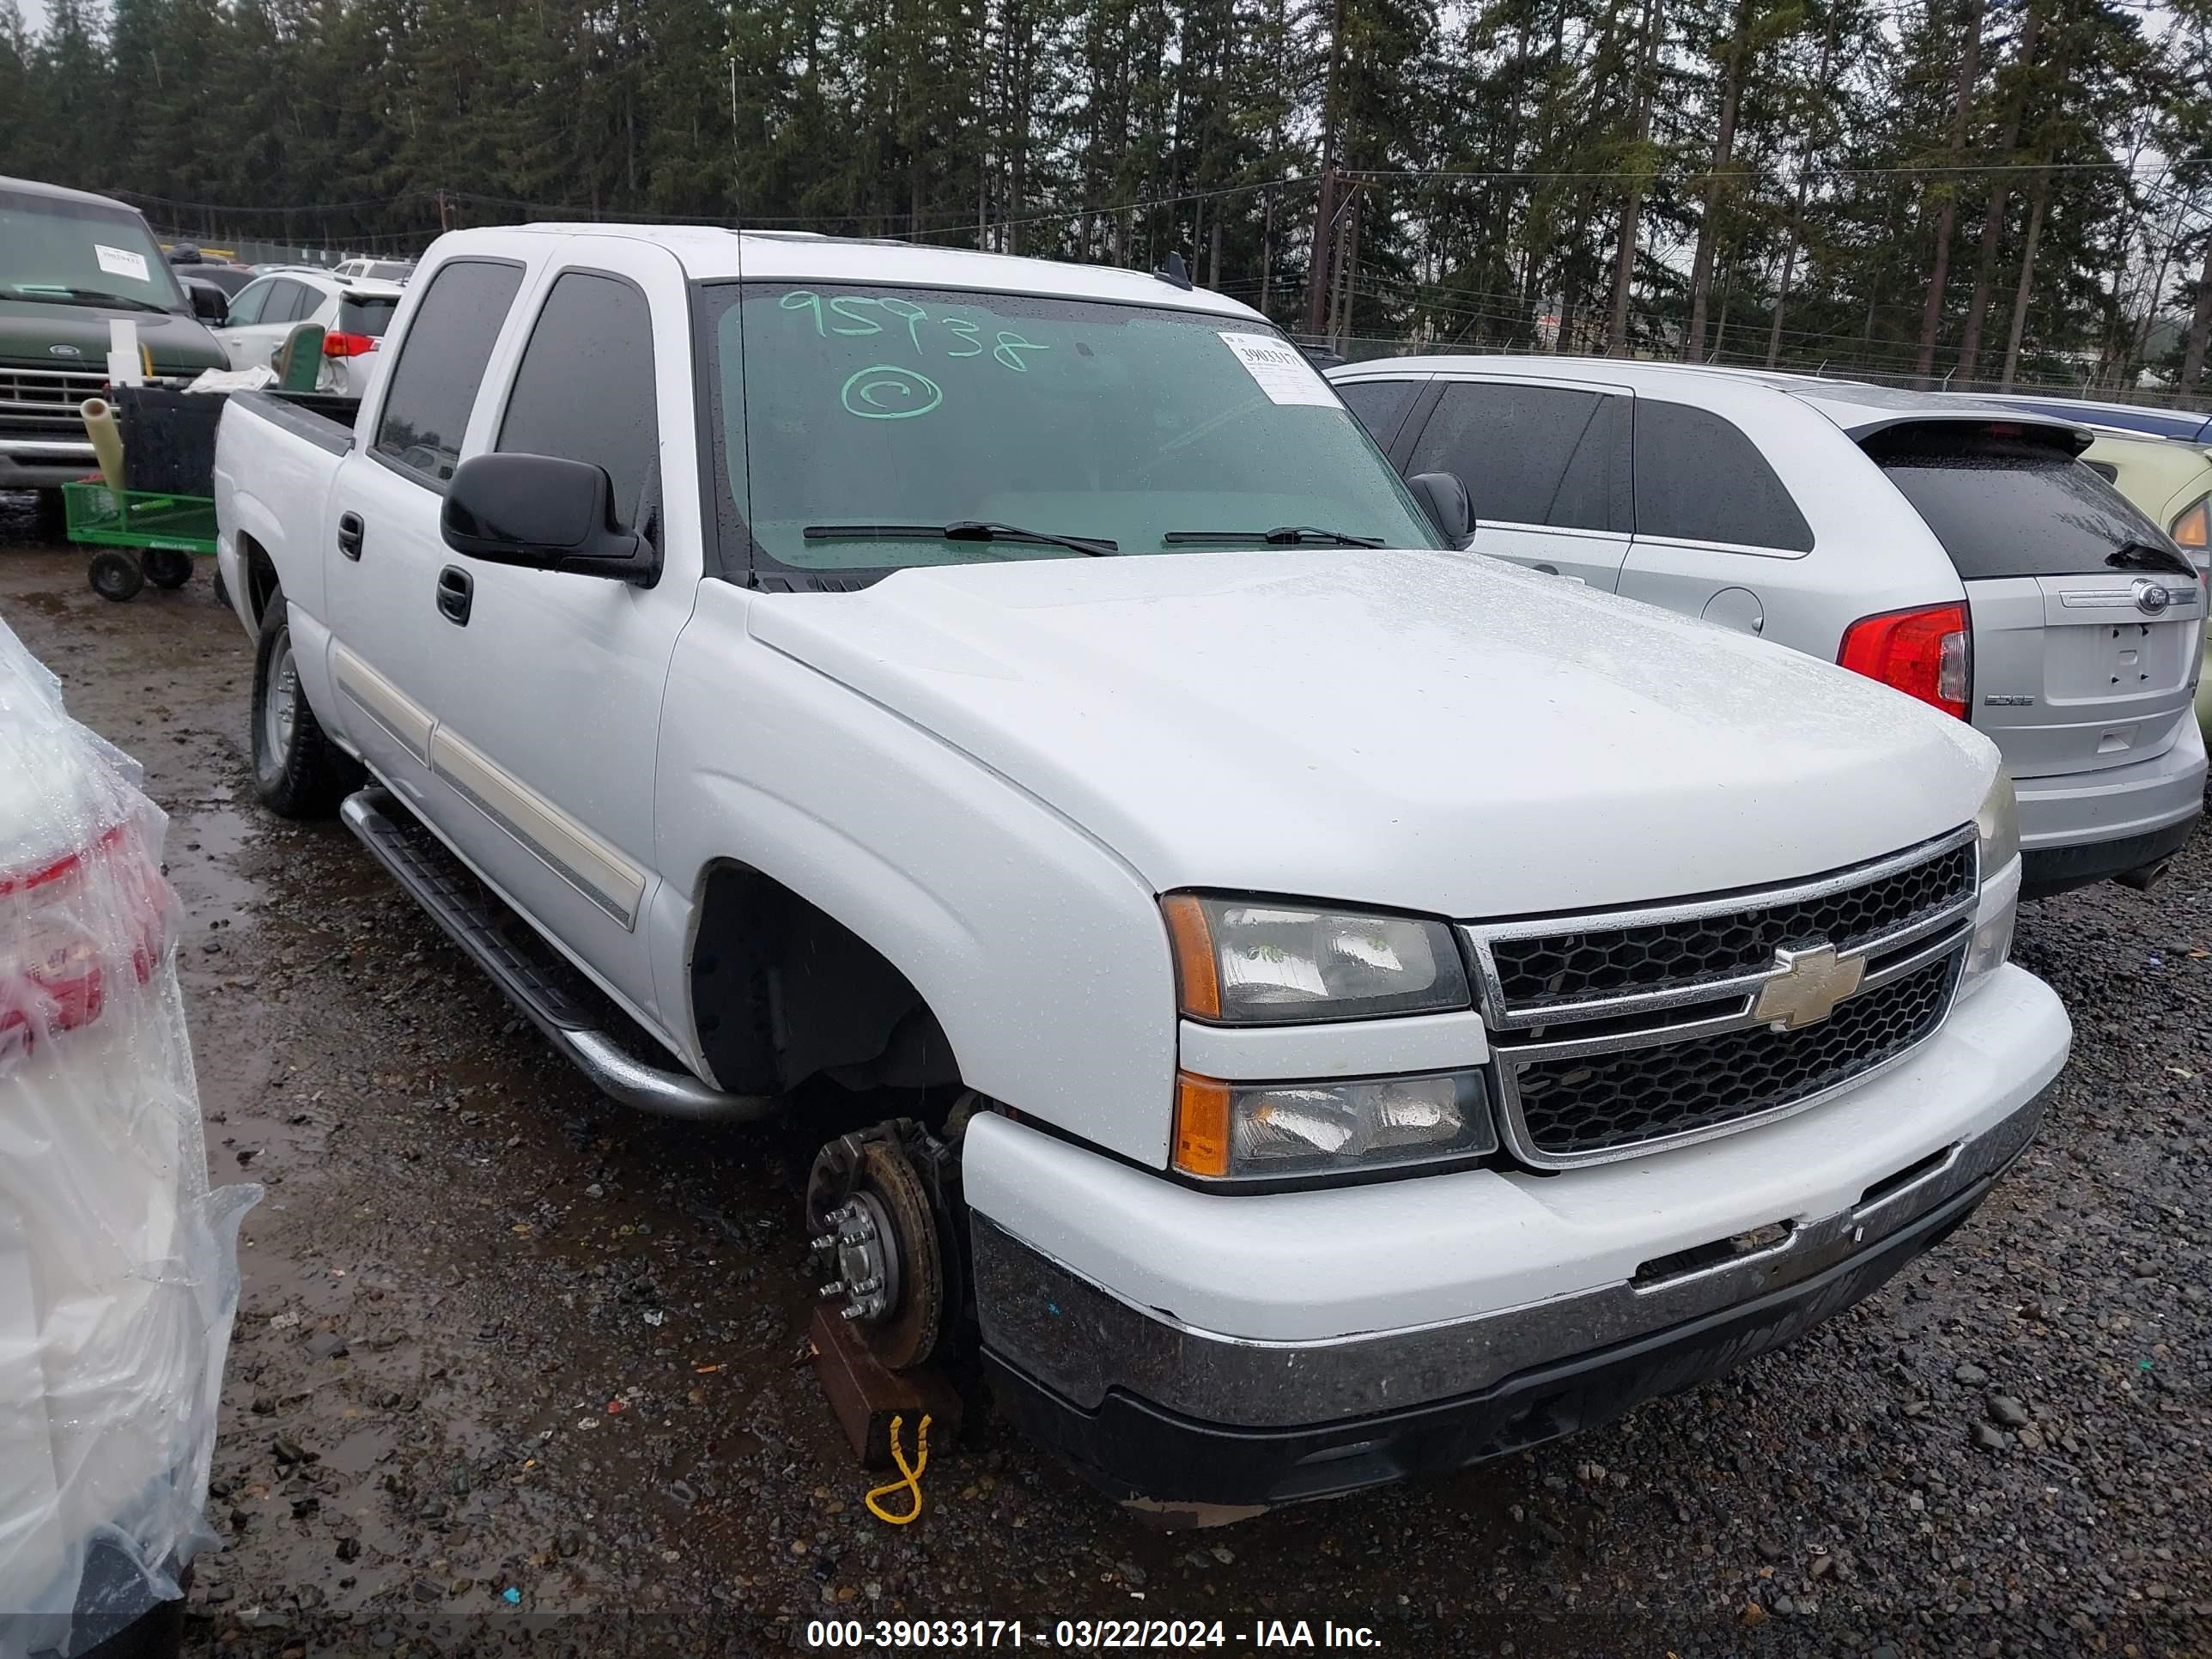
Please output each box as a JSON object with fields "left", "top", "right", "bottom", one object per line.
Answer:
{"left": 370, "top": 259, "right": 526, "bottom": 487}
{"left": 1632, "top": 399, "right": 1813, "bottom": 551}
{"left": 1863, "top": 423, "right": 2184, "bottom": 580}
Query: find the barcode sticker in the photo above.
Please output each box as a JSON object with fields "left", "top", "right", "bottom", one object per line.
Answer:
{"left": 94, "top": 244, "right": 151, "bottom": 283}
{"left": 1218, "top": 331, "right": 1339, "bottom": 407}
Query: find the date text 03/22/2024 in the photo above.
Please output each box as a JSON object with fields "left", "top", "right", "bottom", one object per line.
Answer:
{"left": 804, "top": 1619, "right": 1386, "bottom": 1650}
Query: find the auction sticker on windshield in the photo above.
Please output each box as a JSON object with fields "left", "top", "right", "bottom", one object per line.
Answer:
{"left": 94, "top": 244, "right": 150, "bottom": 283}
{"left": 1218, "top": 331, "right": 1338, "bottom": 407}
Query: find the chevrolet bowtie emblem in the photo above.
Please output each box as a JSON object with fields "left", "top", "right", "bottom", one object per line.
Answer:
{"left": 1753, "top": 942, "right": 1866, "bottom": 1030}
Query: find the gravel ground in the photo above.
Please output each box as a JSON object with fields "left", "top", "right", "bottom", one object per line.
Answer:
{"left": 3, "top": 507, "right": 2209, "bottom": 1658}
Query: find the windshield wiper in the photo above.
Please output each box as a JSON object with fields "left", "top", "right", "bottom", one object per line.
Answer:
{"left": 2106, "top": 539, "right": 2197, "bottom": 579}
{"left": 802, "top": 521, "right": 1118, "bottom": 557}
{"left": 9, "top": 286, "right": 174, "bottom": 315}
{"left": 1162, "top": 526, "right": 1385, "bottom": 548}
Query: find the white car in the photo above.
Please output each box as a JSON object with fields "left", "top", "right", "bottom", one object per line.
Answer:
{"left": 214, "top": 228, "right": 2067, "bottom": 1512}
{"left": 1329, "top": 357, "right": 2206, "bottom": 898}
{"left": 331, "top": 258, "right": 415, "bottom": 284}
{"left": 212, "top": 269, "right": 404, "bottom": 395}
{"left": 0, "top": 621, "right": 246, "bottom": 1656}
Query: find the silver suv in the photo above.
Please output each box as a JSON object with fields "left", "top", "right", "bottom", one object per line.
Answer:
{"left": 1329, "top": 358, "right": 2206, "bottom": 897}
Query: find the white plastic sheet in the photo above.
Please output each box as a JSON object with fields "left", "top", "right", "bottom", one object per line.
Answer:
{"left": 0, "top": 617, "right": 255, "bottom": 1658}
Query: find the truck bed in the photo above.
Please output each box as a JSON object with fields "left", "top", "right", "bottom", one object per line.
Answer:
{"left": 229, "top": 389, "right": 360, "bottom": 454}
{"left": 213, "top": 388, "right": 364, "bottom": 639}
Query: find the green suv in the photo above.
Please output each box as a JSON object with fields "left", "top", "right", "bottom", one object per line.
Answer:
{"left": 2, "top": 176, "right": 229, "bottom": 514}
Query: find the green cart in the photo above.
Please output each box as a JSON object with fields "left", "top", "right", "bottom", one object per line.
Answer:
{"left": 63, "top": 482, "right": 218, "bottom": 603}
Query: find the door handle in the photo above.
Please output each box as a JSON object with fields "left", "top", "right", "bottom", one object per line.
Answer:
{"left": 337, "top": 512, "right": 364, "bottom": 562}
{"left": 436, "top": 565, "right": 474, "bottom": 626}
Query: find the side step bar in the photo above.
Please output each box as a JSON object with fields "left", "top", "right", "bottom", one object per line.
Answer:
{"left": 339, "top": 787, "right": 776, "bottom": 1123}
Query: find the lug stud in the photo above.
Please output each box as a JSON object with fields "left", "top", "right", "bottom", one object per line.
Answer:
{"left": 817, "top": 1279, "right": 844, "bottom": 1299}
{"left": 840, "top": 1304, "right": 866, "bottom": 1321}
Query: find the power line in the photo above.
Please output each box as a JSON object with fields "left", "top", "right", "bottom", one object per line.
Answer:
{"left": 1343, "top": 158, "right": 2212, "bottom": 185}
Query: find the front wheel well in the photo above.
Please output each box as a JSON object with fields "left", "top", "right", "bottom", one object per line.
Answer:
{"left": 688, "top": 862, "right": 961, "bottom": 1097}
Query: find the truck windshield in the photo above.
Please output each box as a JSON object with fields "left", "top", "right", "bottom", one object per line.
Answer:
{"left": 0, "top": 189, "right": 187, "bottom": 314}
{"left": 701, "top": 282, "right": 1440, "bottom": 574}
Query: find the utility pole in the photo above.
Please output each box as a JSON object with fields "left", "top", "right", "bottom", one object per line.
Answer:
{"left": 1304, "top": 0, "right": 1346, "bottom": 336}
{"left": 1304, "top": 167, "right": 1339, "bottom": 334}
{"left": 1260, "top": 187, "right": 1274, "bottom": 316}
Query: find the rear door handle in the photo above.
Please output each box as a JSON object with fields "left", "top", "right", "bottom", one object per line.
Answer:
{"left": 436, "top": 565, "right": 474, "bottom": 626}
{"left": 337, "top": 512, "right": 364, "bottom": 562}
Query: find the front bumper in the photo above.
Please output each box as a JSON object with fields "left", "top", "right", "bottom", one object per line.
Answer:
{"left": 983, "top": 1148, "right": 2015, "bottom": 1511}
{"left": 968, "top": 962, "right": 2066, "bottom": 1507}
{"left": 0, "top": 440, "right": 97, "bottom": 491}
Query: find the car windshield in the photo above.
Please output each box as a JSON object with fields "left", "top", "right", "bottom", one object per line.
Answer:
{"left": 0, "top": 189, "right": 187, "bottom": 313}
{"left": 702, "top": 282, "right": 1439, "bottom": 574}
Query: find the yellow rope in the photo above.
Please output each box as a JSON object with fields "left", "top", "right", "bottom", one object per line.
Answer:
{"left": 863, "top": 1413, "right": 931, "bottom": 1525}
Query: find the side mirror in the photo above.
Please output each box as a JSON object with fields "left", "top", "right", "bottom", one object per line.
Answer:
{"left": 441, "top": 453, "right": 657, "bottom": 585}
{"left": 1407, "top": 471, "right": 1473, "bottom": 547}
{"left": 186, "top": 282, "right": 228, "bottom": 325}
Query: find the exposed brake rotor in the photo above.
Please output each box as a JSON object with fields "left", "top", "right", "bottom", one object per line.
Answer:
{"left": 805, "top": 1120, "right": 962, "bottom": 1371}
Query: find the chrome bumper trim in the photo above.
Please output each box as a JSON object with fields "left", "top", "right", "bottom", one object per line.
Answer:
{"left": 0, "top": 440, "right": 97, "bottom": 460}
{"left": 973, "top": 1085, "right": 2045, "bottom": 1430}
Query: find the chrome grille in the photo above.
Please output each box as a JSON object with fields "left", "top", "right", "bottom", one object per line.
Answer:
{"left": 1513, "top": 952, "right": 1960, "bottom": 1160}
{"left": 1466, "top": 827, "right": 1978, "bottom": 1168}
{"left": 0, "top": 365, "right": 107, "bottom": 442}
{"left": 1487, "top": 837, "right": 1976, "bottom": 1011}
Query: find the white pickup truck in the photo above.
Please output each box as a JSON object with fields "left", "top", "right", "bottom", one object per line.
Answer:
{"left": 214, "top": 225, "right": 2069, "bottom": 1516}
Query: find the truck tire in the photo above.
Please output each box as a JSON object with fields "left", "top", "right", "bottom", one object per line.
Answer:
{"left": 252, "top": 587, "right": 362, "bottom": 817}
{"left": 33, "top": 488, "right": 70, "bottom": 542}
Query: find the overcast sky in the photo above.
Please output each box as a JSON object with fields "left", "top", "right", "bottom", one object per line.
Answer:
{"left": 19, "top": 0, "right": 51, "bottom": 33}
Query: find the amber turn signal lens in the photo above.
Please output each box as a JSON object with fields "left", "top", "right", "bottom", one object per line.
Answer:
{"left": 1172, "top": 1072, "right": 1232, "bottom": 1177}
{"left": 1159, "top": 893, "right": 1222, "bottom": 1019}
{"left": 2171, "top": 497, "right": 2208, "bottom": 552}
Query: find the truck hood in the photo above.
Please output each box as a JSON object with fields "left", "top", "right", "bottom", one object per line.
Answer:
{"left": 749, "top": 550, "right": 1997, "bottom": 917}
{"left": 0, "top": 299, "right": 228, "bottom": 376}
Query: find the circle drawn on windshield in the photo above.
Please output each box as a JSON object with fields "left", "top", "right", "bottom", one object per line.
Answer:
{"left": 842, "top": 366, "right": 943, "bottom": 420}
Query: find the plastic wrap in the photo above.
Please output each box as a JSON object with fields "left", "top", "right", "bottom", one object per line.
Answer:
{"left": 0, "top": 617, "right": 256, "bottom": 1659}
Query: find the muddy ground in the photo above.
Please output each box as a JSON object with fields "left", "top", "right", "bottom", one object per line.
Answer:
{"left": 2, "top": 506, "right": 2209, "bottom": 1658}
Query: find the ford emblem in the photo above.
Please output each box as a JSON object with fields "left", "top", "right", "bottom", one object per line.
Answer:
{"left": 2133, "top": 578, "right": 2173, "bottom": 616}
{"left": 48, "top": 343, "right": 83, "bottom": 358}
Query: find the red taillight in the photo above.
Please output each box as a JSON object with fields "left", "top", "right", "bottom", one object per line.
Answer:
{"left": 322, "top": 331, "right": 377, "bottom": 359}
{"left": 0, "top": 819, "right": 168, "bottom": 1062}
{"left": 1838, "top": 603, "right": 1972, "bottom": 720}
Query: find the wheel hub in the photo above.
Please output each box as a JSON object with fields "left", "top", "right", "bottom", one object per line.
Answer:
{"left": 804, "top": 1122, "right": 960, "bottom": 1371}
{"left": 266, "top": 639, "right": 299, "bottom": 758}
{"left": 811, "top": 1189, "right": 901, "bottom": 1325}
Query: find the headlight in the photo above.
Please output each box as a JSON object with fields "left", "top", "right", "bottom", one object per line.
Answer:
{"left": 1172, "top": 1068, "right": 1497, "bottom": 1180}
{"left": 1161, "top": 895, "right": 1471, "bottom": 1024}
{"left": 1975, "top": 769, "right": 2020, "bottom": 879}
{"left": 1962, "top": 770, "right": 2021, "bottom": 1000}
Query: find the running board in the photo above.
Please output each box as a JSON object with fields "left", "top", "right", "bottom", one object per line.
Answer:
{"left": 339, "top": 787, "right": 776, "bottom": 1123}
